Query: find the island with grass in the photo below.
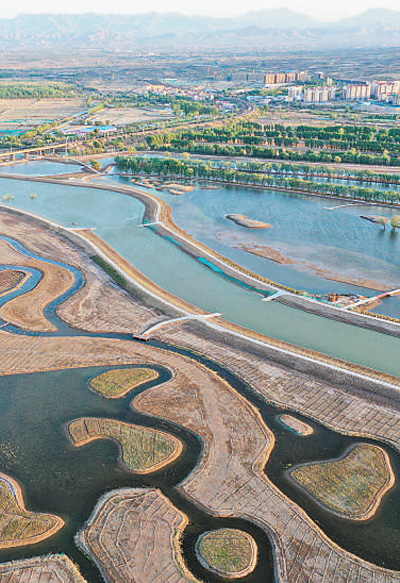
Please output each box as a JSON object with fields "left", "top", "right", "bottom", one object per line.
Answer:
{"left": 289, "top": 444, "right": 395, "bottom": 520}
{"left": 89, "top": 367, "right": 159, "bottom": 399}
{"left": 68, "top": 417, "right": 182, "bottom": 473}
{"left": 196, "top": 528, "right": 257, "bottom": 578}
{"left": 0, "top": 473, "right": 64, "bottom": 549}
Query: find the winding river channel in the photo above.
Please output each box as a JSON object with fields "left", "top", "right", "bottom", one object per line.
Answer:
{"left": 1, "top": 234, "right": 400, "bottom": 581}
{"left": 2, "top": 171, "right": 400, "bottom": 377}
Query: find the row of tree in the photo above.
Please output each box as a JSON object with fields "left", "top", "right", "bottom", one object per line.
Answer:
{"left": 145, "top": 120, "right": 400, "bottom": 165}
{"left": 0, "top": 83, "right": 77, "bottom": 99}
{"left": 116, "top": 156, "right": 400, "bottom": 204}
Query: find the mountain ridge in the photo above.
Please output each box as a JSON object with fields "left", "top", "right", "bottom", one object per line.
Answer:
{"left": 1, "top": 9, "right": 400, "bottom": 51}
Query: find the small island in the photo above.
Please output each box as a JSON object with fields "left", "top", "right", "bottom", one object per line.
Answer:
{"left": 0, "top": 473, "right": 64, "bottom": 549}
{"left": 225, "top": 214, "right": 271, "bottom": 229}
{"left": 278, "top": 414, "right": 314, "bottom": 436}
{"left": 196, "top": 528, "right": 257, "bottom": 578}
{"left": 68, "top": 417, "right": 182, "bottom": 473}
{"left": 289, "top": 444, "right": 394, "bottom": 520}
{"left": 90, "top": 367, "right": 159, "bottom": 399}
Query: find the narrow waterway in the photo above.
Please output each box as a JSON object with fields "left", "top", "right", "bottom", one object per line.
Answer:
{"left": 1, "top": 230, "right": 400, "bottom": 580}
{"left": 2, "top": 177, "right": 400, "bottom": 376}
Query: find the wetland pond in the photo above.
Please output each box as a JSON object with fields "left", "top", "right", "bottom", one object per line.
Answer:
{"left": 110, "top": 173, "right": 400, "bottom": 318}
{"left": 1, "top": 213, "right": 400, "bottom": 579}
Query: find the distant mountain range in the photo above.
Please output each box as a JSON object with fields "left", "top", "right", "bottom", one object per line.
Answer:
{"left": 1, "top": 9, "right": 400, "bottom": 52}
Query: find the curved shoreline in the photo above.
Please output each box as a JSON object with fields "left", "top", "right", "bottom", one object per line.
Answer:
{"left": 0, "top": 216, "right": 400, "bottom": 580}
{"left": 66, "top": 417, "right": 184, "bottom": 475}
{"left": 2, "top": 171, "right": 400, "bottom": 338}
{"left": 2, "top": 202, "right": 400, "bottom": 395}
{"left": 0, "top": 472, "right": 65, "bottom": 549}
{"left": 288, "top": 444, "right": 396, "bottom": 521}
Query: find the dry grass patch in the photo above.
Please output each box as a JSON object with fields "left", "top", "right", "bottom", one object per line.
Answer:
{"left": 90, "top": 367, "right": 159, "bottom": 398}
{"left": 0, "top": 473, "right": 64, "bottom": 549}
{"left": 290, "top": 444, "right": 394, "bottom": 519}
{"left": 196, "top": 528, "right": 257, "bottom": 578}
{"left": 68, "top": 417, "right": 182, "bottom": 473}
{"left": 0, "top": 269, "right": 25, "bottom": 295}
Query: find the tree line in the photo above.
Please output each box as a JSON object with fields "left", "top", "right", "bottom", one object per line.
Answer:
{"left": 116, "top": 155, "right": 400, "bottom": 204}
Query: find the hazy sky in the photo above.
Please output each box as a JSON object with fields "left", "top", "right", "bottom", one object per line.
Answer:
{"left": 0, "top": 0, "right": 398, "bottom": 21}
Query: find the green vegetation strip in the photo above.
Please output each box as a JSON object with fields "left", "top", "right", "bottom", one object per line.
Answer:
{"left": 90, "top": 367, "right": 159, "bottom": 398}
{"left": 91, "top": 255, "right": 128, "bottom": 288}
{"left": 196, "top": 528, "right": 257, "bottom": 578}
{"left": 146, "top": 120, "right": 400, "bottom": 167}
{"left": 290, "top": 444, "right": 395, "bottom": 520}
{"left": 116, "top": 155, "right": 400, "bottom": 205}
{"left": 68, "top": 418, "right": 182, "bottom": 473}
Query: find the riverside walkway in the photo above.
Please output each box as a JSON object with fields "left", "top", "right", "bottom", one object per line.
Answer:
{"left": 139, "top": 313, "right": 222, "bottom": 339}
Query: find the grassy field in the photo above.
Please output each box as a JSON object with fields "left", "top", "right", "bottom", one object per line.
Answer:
{"left": 68, "top": 417, "right": 182, "bottom": 473}
{"left": 90, "top": 367, "right": 159, "bottom": 398}
{"left": 196, "top": 528, "right": 257, "bottom": 578}
{"left": 91, "top": 107, "right": 175, "bottom": 126}
{"left": 0, "top": 474, "right": 64, "bottom": 548}
{"left": 0, "top": 98, "right": 87, "bottom": 133}
{"left": 290, "top": 444, "right": 394, "bottom": 519}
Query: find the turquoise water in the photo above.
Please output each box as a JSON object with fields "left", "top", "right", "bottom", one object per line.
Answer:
{"left": 2, "top": 177, "right": 400, "bottom": 376}
{"left": 112, "top": 177, "right": 400, "bottom": 293}
{"left": 0, "top": 161, "right": 83, "bottom": 176}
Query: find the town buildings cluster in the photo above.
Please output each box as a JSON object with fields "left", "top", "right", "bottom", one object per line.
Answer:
{"left": 264, "top": 70, "right": 400, "bottom": 106}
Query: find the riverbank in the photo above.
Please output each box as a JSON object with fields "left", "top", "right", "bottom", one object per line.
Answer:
{"left": 3, "top": 206, "right": 400, "bottom": 579}
{"left": 4, "top": 186, "right": 400, "bottom": 389}
{"left": 3, "top": 171, "right": 400, "bottom": 338}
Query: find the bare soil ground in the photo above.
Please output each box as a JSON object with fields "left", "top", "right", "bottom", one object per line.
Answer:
{"left": 91, "top": 107, "right": 175, "bottom": 126}
{"left": 278, "top": 414, "right": 314, "bottom": 436}
{"left": 0, "top": 269, "right": 25, "bottom": 294}
{"left": 0, "top": 554, "right": 86, "bottom": 582}
{"left": 0, "top": 237, "right": 74, "bottom": 332}
{"left": 77, "top": 488, "right": 199, "bottom": 583}
{"left": 0, "top": 98, "right": 87, "bottom": 133}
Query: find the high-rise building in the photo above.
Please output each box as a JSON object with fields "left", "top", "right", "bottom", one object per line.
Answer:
{"left": 342, "top": 84, "right": 371, "bottom": 101}
{"left": 286, "top": 72, "right": 297, "bottom": 83}
{"left": 287, "top": 86, "right": 303, "bottom": 101}
{"left": 371, "top": 81, "right": 400, "bottom": 101}
{"left": 263, "top": 73, "right": 276, "bottom": 85}
{"left": 275, "top": 73, "right": 286, "bottom": 84}
{"left": 296, "top": 71, "right": 308, "bottom": 82}
{"left": 263, "top": 71, "right": 308, "bottom": 86}
{"left": 303, "top": 86, "right": 336, "bottom": 103}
